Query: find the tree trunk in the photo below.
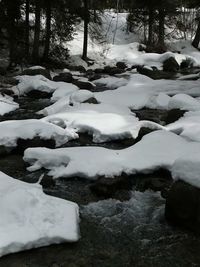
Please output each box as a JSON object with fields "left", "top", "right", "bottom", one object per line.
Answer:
{"left": 192, "top": 19, "right": 200, "bottom": 49}
{"left": 158, "top": 8, "right": 165, "bottom": 47}
{"left": 148, "top": 8, "right": 154, "bottom": 46}
{"left": 43, "top": 0, "right": 52, "bottom": 61}
{"left": 82, "top": 0, "right": 89, "bottom": 61}
{"left": 25, "top": 0, "right": 30, "bottom": 60}
{"left": 32, "top": 0, "right": 41, "bottom": 63}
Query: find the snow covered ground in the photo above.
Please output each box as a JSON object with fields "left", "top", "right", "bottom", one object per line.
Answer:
{"left": 0, "top": 171, "right": 79, "bottom": 257}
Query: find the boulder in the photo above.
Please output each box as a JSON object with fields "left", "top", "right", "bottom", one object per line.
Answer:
{"left": 163, "top": 57, "right": 179, "bottom": 72}
{"left": 137, "top": 66, "right": 176, "bottom": 80}
{"left": 90, "top": 174, "right": 132, "bottom": 200}
{"left": 73, "top": 80, "right": 95, "bottom": 91}
{"left": 116, "top": 62, "right": 127, "bottom": 70}
{"left": 83, "top": 97, "right": 98, "bottom": 104}
{"left": 165, "top": 180, "right": 200, "bottom": 233}
{"left": 53, "top": 72, "right": 73, "bottom": 83}
{"left": 26, "top": 90, "right": 52, "bottom": 99}
{"left": 22, "top": 68, "right": 52, "bottom": 80}
{"left": 68, "top": 65, "right": 86, "bottom": 73}
{"left": 103, "top": 66, "right": 125, "bottom": 75}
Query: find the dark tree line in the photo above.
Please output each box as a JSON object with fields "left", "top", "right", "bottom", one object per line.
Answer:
{"left": 0, "top": 0, "right": 200, "bottom": 67}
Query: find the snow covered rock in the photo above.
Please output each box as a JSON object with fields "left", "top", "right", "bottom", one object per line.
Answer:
{"left": 0, "top": 94, "right": 19, "bottom": 116}
{"left": 22, "top": 66, "right": 52, "bottom": 80}
{"left": 168, "top": 94, "right": 200, "bottom": 111}
{"left": 24, "top": 130, "right": 196, "bottom": 180}
{"left": 0, "top": 171, "right": 79, "bottom": 258}
{"left": 163, "top": 57, "right": 179, "bottom": 72}
{"left": 0, "top": 119, "right": 78, "bottom": 148}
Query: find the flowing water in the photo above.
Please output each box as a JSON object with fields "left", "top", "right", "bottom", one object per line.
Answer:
{"left": 0, "top": 84, "right": 200, "bottom": 267}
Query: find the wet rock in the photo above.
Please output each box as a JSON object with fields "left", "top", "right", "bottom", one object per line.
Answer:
{"left": 94, "top": 68, "right": 104, "bottom": 74}
{"left": 0, "top": 88, "right": 15, "bottom": 96}
{"left": 133, "top": 108, "right": 168, "bottom": 125}
{"left": 83, "top": 97, "right": 98, "bottom": 104}
{"left": 132, "top": 169, "right": 173, "bottom": 192}
{"left": 68, "top": 65, "right": 86, "bottom": 73}
{"left": 116, "top": 62, "right": 127, "bottom": 70}
{"left": 165, "top": 109, "right": 186, "bottom": 124}
{"left": 15, "top": 137, "right": 55, "bottom": 154}
{"left": 86, "top": 70, "right": 101, "bottom": 81}
{"left": 137, "top": 66, "right": 176, "bottom": 80}
{"left": 26, "top": 90, "right": 52, "bottom": 99}
{"left": 22, "top": 68, "right": 52, "bottom": 80}
{"left": 40, "top": 175, "right": 56, "bottom": 188}
{"left": 165, "top": 180, "right": 200, "bottom": 233}
{"left": 180, "top": 58, "right": 194, "bottom": 69}
{"left": 53, "top": 72, "right": 73, "bottom": 83}
{"left": 90, "top": 174, "right": 132, "bottom": 199}
{"left": 163, "top": 57, "right": 179, "bottom": 72}
{"left": 103, "top": 66, "right": 125, "bottom": 75}
{"left": 73, "top": 80, "right": 95, "bottom": 90}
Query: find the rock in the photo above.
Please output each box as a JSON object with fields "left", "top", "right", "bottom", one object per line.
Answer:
{"left": 94, "top": 68, "right": 104, "bottom": 74}
{"left": 165, "top": 180, "right": 200, "bottom": 233}
{"left": 116, "top": 62, "right": 127, "bottom": 70}
{"left": 180, "top": 58, "right": 194, "bottom": 69}
{"left": 137, "top": 66, "right": 176, "bottom": 80}
{"left": 163, "top": 57, "right": 179, "bottom": 72}
{"left": 86, "top": 70, "right": 101, "bottom": 81}
{"left": 68, "top": 65, "right": 86, "bottom": 73}
{"left": 103, "top": 66, "right": 125, "bottom": 75}
{"left": 73, "top": 80, "right": 95, "bottom": 91}
{"left": 40, "top": 175, "right": 56, "bottom": 188}
{"left": 22, "top": 68, "right": 52, "bottom": 80}
{"left": 83, "top": 97, "right": 98, "bottom": 104}
{"left": 0, "top": 88, "right": 15, "bottom": 96}
{"left": 165, "top": 109, "right": 186, "bottom": 124}
{"left": 90, "top": 174, "right": 132, "bottom": 199}
{"left": 53, "top": 72, "right": 73, "bottom": 83}
{"left": 26, "top": 90, "right": 52, "bottom": 99}
{"left": 15, "top": 137, "right": 56, "bottom": 154}
{"left": 132, "top": 169, "right": 173, "bottom": 192}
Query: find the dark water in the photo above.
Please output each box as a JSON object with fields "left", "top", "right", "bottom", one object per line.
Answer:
{"left": 0, "top": 93, "right": 200, "bottom": 267}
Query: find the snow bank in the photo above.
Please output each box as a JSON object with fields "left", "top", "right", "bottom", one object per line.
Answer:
{"left": 166, "top": 111, "right": 200, "bottom": 142}
{"left": 51, "top": 83, "right": 78, "bottom": 102}
{"left": 12, "top": 75, "right": 78, "bottom": 97}
{"left": 0, "top": 171, "right": 79, "bottom": 257}
{"left": 168, "top": 94, "right": 200, "bottom": 111}
{"left": 0, "top": 94, "right": 19, "bottom": 115}
{"left": 0, "top": 119, "right": 78, "bottom": 147}
{"left": 94, "top": 76, "right": 129, "bottom": 89}
{"left": 24, "top": 130, "right": 198, "bottom": 179}
{"left": 172, "top": 152, "right": 200, "bottom": 188}
{"left": 42, "top": 111, "right": 163, "bottom": 143}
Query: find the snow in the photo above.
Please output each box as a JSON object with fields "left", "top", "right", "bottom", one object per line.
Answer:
{"left": 28, "top": 66, "right": 46, "bottom": 70}
{"left": 51, "top": 83, "right": 78, "bottom": 102}
{"left": 12, "top": 75, "right": 78, "bottom": 97}
{"left": 24, "top": 130, "right": 198, "bottom": 179}
{"left": 166, "top": 111, "right": 200, "bottom": 142}
{"left": 69, "top": 90, "right": 95, "bottom": 105}
{"left": 94, "top": 76, "right": 129, "bottom": 89}
{"left": 172, "top": 153, "right": 200, "bottom": 188}
{"left": 42, "top": 110, "right": 163, "bottom": 143}
{"left": 0, "top": 171, "right": 79, "bottom": 258}
{"left": 0, "top": 94, "right": 19, "bottom": 115}
{"left": 0, "top": 119, "right": 78, "bottom": 147}
{"left": 168, "top": 94, "right": 200, "bottom": 111}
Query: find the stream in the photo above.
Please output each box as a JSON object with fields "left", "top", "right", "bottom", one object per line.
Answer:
{"left": 0, "top": 81, "right": 200, "bottom": 267}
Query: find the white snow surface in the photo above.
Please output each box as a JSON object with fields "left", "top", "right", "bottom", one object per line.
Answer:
{"left": 0, "top": 171, "right": 79, "bottom": 258}
{"left": 42, "top": 111, "right": 163, "bottom": 143}
{"left": 0, "top": 94, "right": 19, "bottom": 115}
{"left": 0, "top": 119, "right": 78, "bottom": 147}
{"left": 24, "top": 130, "right": 200, "bottom": 180}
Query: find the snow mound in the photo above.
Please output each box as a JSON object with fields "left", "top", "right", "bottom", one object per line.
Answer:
{"left": 69, "top": 90, "right": 94, "bottom": 105}
{"left": 167, "top": 111, "right": 200, "bottom": 142}
{"left": 24, "top": 130, "right": 198, "bottom": 179}
{"left": 172, "top": 152, "right": 200, "bottom": 188}
{"left": 168, "top": 94, "right": 200, "bottom": 111}
{"left": 94, "top": 76, "right": 129, "bottom": 89}
{"left": 42, "top": 111, "right": 163, "bottom": 143}
{"left": 0, "top": 94, "right": 19, "bottom": 115}
{"left": 0, "top": 171, "right": 79, "bottom": 258}
{"left": 0, "top": 119, "right": 78, "bottom": 147}
{"left": 51, "top": 83, "right": 78, "bottom": 102}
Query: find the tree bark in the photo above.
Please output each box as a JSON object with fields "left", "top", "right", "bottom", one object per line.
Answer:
{"left": 32, "top": 0, "right": 41, "bottom": 63}
{"left": 158, "top": 8, "right": 165, "bottom": 47}
{"left": 148, "top": 8, "right": 154, "bottom": 46}
{"left": 82, "top": 0, "right": 89, "bottom": 60}
{"left": 192, "top": 19, "right": 200, "bottom": 49}
{"left": 25, "top": 0, "right": 30, "bottom": 60}
{"left": 43, "top": 0, "right": 52, "bottom": 61}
